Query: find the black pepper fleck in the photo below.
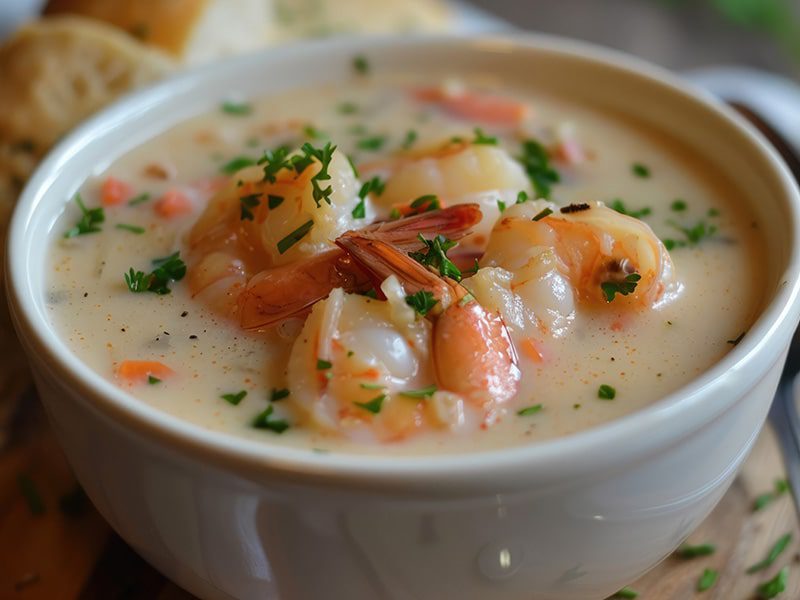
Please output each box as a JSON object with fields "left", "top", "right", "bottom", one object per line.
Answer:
{"left": 189, "top": 335, "right": 198, "bottom": 340}
{"left": 181, "top": 311, "right": 188, "bottom": 317}
{"left": 83, "top": 292, "right": 88, "bottom": 298}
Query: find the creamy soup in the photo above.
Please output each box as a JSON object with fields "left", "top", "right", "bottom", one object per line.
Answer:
{"left": 46, "top": 67, "right": 765, "bottom": 455}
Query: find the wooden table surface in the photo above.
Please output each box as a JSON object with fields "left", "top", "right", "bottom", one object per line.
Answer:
{"left": 2, "top": 390, "right": 799, "bottom": 600}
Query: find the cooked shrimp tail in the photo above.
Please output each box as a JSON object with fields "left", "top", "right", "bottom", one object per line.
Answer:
{"left": 362, "top": 203, "right": 482, "bottom": 251}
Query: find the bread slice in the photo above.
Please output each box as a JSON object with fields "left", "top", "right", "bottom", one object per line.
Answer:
{"left": 44, "top": 0, "right": 271, "bottom": 64}
{"left": 0, "top": 16, "right": 173, "bottom": 161}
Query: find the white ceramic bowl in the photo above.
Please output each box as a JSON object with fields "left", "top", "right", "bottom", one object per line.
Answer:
{"left": 7, "top": 35, "right": 800, "bottom": 600}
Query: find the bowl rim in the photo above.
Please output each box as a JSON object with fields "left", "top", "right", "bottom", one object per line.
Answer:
{"left": 7, "top": 32, "right": 800, "bottom": 492}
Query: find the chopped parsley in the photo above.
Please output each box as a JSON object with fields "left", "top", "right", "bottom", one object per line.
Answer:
{"left": 472, "top": 127, "right": 498, "bottom": 145}
{"left": 598, "top": 384, "right": 616, "bottom": 400}
{"left": 402, "top": 129, "right": 418, "bottom": 150}
{"left": 399, "top": 385, "right": 437, "bottom": 398}
{"left": 220, "top": 156, "right": 257, "bottom": 174}
{"left": 268, "top": 194, "right": 284, "bottom": 209}
{"left": 697, "top": 568, "right": 718, "bottom": 592}
{"left": 115, "top": 223, "right": 145, "bottom": 234}
{"left": 409, "top": 234, "right": 461, "bottom": 281}
{"left": 252, "top": 405, "right": 289, "bottom": 433}
{"left": 357, "top": 135, "right": 387, "bottom": 152}
{"left": 148, "top": 375, "right": 161, "bottom": 385}
{"left": 299, "top": 141, "right": 337, "bottom": 207}
{"left": 221, "top": 390, "right": 247, "bottom": 406}
{"left": 609, "top": 198, "right": 651, "bottom": 219}
{"left": 360, "top": 382, "right": 385, "bottom": 390}
{"left": 747, "top": 532, "right": 792, "bottom": 573}
{"left": 610, "top": 588, "right": 638, "bottom": 599}
{"left": 676, "top": 543, "right": 716, "bottom": 559}
{"left": 497, "top": 199, "right": 506, "bottom": 213}
{"left": 338, "top": 101, "right": 359, "bottom": 114}
{"left": 409, "top": 194, "right": 440, "bottom": 214}
{"left": 353, "top": 55, "right": 369, "bottom": 75}
{"left": 727, "top": 331, "right": 746, "bottom": 346}
{"left": 601, "top": 273, "right": 641, "bottom": 302}
{"left": 346, "top": 154, "right": 359, "bottom": 178}
{"left": 389, "top": 207, "right": 401, "bottom": 220}
{"left": 316, "top": 358, "right": 333, "bottom": 370}
{"left": 354, "top": 394, "right": 385, "bottom": 414}
{"left": 754, "top": 478, "right": 789, "bottom": 511}
{"left": 517, "top": 139, "right": 560, "bottom": 199}
{"left": 128, "top": 192, "right": 151, "bottom": 206}
{"left": 517, "top": 404, "right": 543, "bottom": 416}
{"left": 239, "top": 193, "right": 262, "bottom": 220}
{"left": 671, "top": 199, "right": 688, "bottom": 212}
{"left": 259, "top": 146, "right": 292, "bottom": 183}
{"left": 277, "top": 220, "right": 314, "bottom": 254}
{"left": 516, "top": 190, "right": 529, "bottom": 204}
{"left": 352, "top": 176, "right": 385, "bottom": 218}
{"left": 303, "top": 124, "right": 325, "bottom": 139}
{"left": 221, "top": 101, "right": 252, "bottom": 116}
{"left": 64, "top": 194, "right": 104, "bottom": 238}
{"left": 663, "top": 220, "right": 718, "bottom": 250}
{"left": 463, "top": 258, "right": 480, "bottom": 276}
{"left": 124, "top": 251, "right": 187, "bottom": 295}
{"left": 757, "top": 566, "right": 788, "bottom": 599}
{"left": 405, "top": 290, "right": 438, "bottom": 316}
{"left": 18, "top": 474, "right": 45, "bottom": 515}
{"left": 708, "top": 208, "right": 720, "bottom": 217}
{"left": 632, "top": 163, "right": 651, "bottom": 178}
{"left": 532, "top": 207, "right": 552, "bottom": 222}
{"left": 270, "top": 388, "right": 290, "bottom": 402}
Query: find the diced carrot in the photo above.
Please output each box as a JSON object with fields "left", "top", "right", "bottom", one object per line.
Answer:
{"left": 117, "top": 360, "right": 175, "bottom": 383}
{"left": 413, "top": 87, "right": 530, "bottom": 126}
{"left": 154, "top": 189, "right": 193, "bottom": 218}
{"left": 520, "top": 338, "right": 544, "bottom": 363}
{"left": 100, "top": 177, "right": 134, "bottom": 206}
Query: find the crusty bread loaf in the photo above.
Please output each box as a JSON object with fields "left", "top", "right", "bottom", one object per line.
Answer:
{"left": 0, "top": 16, "right": 173, "bottom": 161}
{"left": 44, "top": 0, "right": 271, "bottom": 64}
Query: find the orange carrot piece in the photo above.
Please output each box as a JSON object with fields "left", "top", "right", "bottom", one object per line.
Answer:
{"left": 413, "top": 87, "right": 529, "bottom": 126}
{"left": 520, "top": 338, "right": 544, "bottom": 363}
{"left": 154, "top": 189, "right": 193, "bottom": 218}
{"left": 117, "top": 360, "right": 175, "bottom": 383}
{"left": 100, "top": 177, "right": 134, "bottom": 206}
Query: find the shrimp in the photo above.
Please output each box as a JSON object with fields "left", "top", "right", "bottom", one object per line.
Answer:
{"left": 237, "top": 203, "right": 482, "bottom": 329}
{"left": 335, "top": 231, "right": 520, "bottom": 414}
{"left": 375, "top": 144, "right": 531, "bottom": 254}
{"left": 480, "top": 200, "right": 675, "bottom": 316}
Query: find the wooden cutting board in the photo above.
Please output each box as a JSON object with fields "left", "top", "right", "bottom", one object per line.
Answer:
{"left": 2, "top": 393, "right": 799, "bottom": 600}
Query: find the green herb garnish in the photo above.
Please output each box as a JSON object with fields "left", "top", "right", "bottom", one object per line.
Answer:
{"left": 239, "top": 193, "right": 262, "bottom": 220}
{"left": 663, "top": 220, "right": 718, "bottom": 250}
{"left": 409, "top": 194, "right": 440, "bottom": 214}
{"left": 128, "top": 192, "right": 151, "bottom": 206}
{"left": 598, "top": 384, "right": 616, "bottom": 400}
{"left": 517, "top": 404, "right": 543, "bottom": 416}
{"left": 115, "top": 223, "right": 145, "bottom": 234}
{"left": 402, "top": 129, "right": 418, "bottom": 149}
{"left": 221, "top": 390, "right": 247, "bottom": 406}
{"left": 697, "top": 568, "right": 718, "bottom": 592}
{"left": 677, "top": 543, "right": 716, "bottom": 559}
{"left": 609, "top": 198, "right": 652, "bottom": 219}
{"left": 338, "top": 101, "right": 359, "bottom": 114}
{"left": 220, "top": 156, "right": 257, "bottom": 174}
{"left": 632, "top": 163, "right": 651, "bottom": 178}
{"left": 354, "top": 394, "right": 385, "bottom": 414}
{"left": 757, "top": 566, "right": 789, "bottom": 599}
{"left": 124, "top": 251, "right": 187, "bottom": 295}
{"left": 352, "top": 176, "right": 385, "bottom": 218}
{"left": 18, "top": 474, "right": 45, "bottom": 515}
{"left": 221, "top": 101, "right": 252, "bottom": 116}
{"left": 610, "top": 588, "right": 638, "bottom": 599}
{"left": 473, "top": 127, "right": 498, "bottom": 145}
{"left": 268, "top": 194, "right": 284, "bottom": 209}
{"left": 277, "top": 220, "right": 314, "bottom": 254}
{"left": 252, "top": 405, "right": 290, "bottom": 433}
{"left": 399, "top": 385, "right": 437, "bottom": 398}
{"left": 747, "top": 533, "right": 792, "bottom": 573}
{"left": 303, "top": 124, "right": 325, "bottom": 139}
{"left": 360, "top": 382, "right": 385, "bottom": 390}
{"left": 518, "top": 139, "right": 560, "bottom": 199}
{"left": 671, "top": 199, "right": 688, "bottom": 212}
{"left": 357, "top": 135, "right": 386, "bottom": 152}
{"left": 532, "top": 207, "right": 552, "bottom": 222}
{"left": 270, "top": 388, "right": 290, "bottom": 402}
{"left": 64, "top": 194, "right": 104, "bottom": 238}
{"left": 259, "top": 146, "right": 292, "bottom": 183}
{"left": 601, "top": 273, "right": 641, "bottom": 302}
{"left": 148, "top": 375, "right": 161, "bottom": 385}
{"left": 405, "top": 290, "right": 438, "bottom": 316}
{"left": 298, "top": 141, "right": 337, "bottom": 207}
{"left": 516, "top": 190, "right": 529, "bottom": 204}
{"left": 409, "top": 234, "right": 461, "bottom": 281}
{"left": 497, "top": 199, "right": 506, "bottom": 213}
{"left": 754, "top": 478, "right": 789, "bottom": 511}
{"left": 317, "top": 358, "right": 333, "bottom": 370}
{"left": 353, "top": 55, "right": 369, "bottom": 74}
